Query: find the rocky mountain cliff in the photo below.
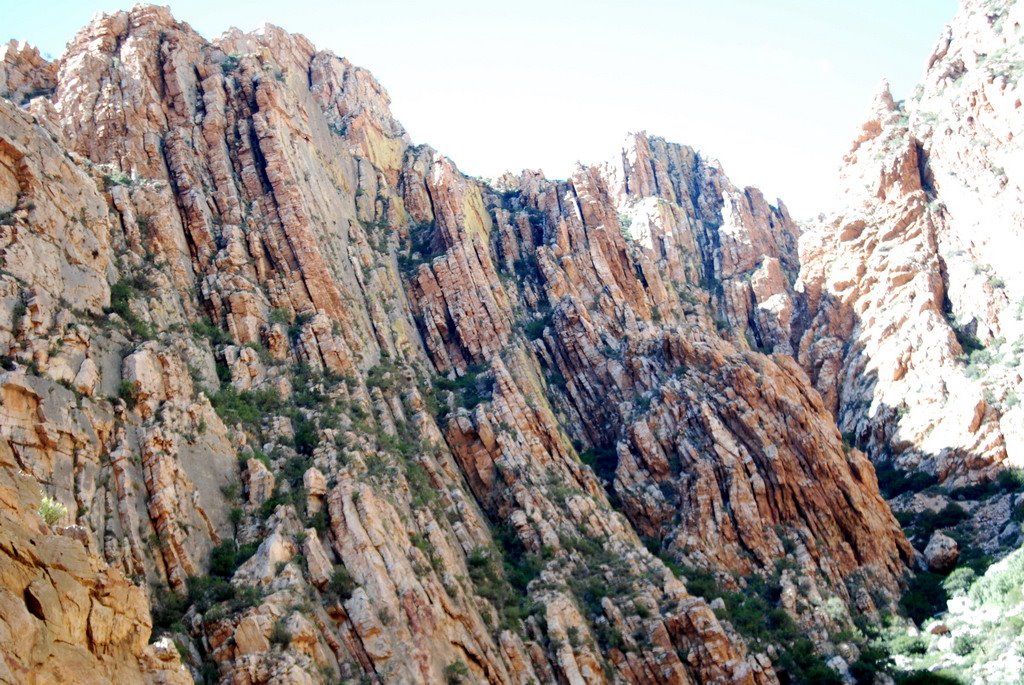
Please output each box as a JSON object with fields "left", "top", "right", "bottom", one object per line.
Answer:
{"left": 0, "top": 1, "right": 1020, "bottom": 684}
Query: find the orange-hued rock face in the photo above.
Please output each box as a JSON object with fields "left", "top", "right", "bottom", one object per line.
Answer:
{"left": 0, "top": 0, "right": 1020, "bottom": 683}
{"left": 790, "top": 0, "right": 1024, "bottom": 492}
{"left": 0, "top": 436, "right": 191, "bottom": 684}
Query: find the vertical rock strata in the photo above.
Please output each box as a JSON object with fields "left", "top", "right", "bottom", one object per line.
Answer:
{"left": 0, "top": 1, "right": 1017, "bottom": 682}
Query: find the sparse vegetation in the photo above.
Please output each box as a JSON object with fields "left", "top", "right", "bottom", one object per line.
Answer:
{"left": 37, "top": 496, "right": 68, "bottom": 526}
{"left": 678, "top": 561, "right": 842, "bottom": 684}
{"left": 444, "top": 660, "right": 470, "bottom": 684}
{"left": 324, "top": 566, "right": 357, "bottom": 604}
{"left": 466, "top": 524, "right": 544, "bottom": 631}
{"left": 269, "top": 618, "right": 291, "bottom": 646}
{"left": 579, "top": 444, "right": 617, "bottom": 482}
{"left": 118, "top": 380, "right": 139, "bottom": 409}
{"left": 106, "top": 275, "right": 157, "bottom": 339}
{"left": 434, "top": 364, "right": 489, "bottom": 416}
{"left": 208, "top": 540, "right": 258, "bottom": 578}
{"left": 875, "top": 460, "right": 939, "bottom": 499}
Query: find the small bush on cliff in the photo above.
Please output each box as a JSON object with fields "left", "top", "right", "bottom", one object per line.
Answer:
{"left": 118, "top": 380, "right": 138, "bottom": 409}
{"left": 434, "top": 363, "right": 489, "bottom": 414}
{"left": 904, "top": 503, "right": 969, "bottom": 543}
{"left": 444, "top": 660, "right": 470, "bottom": 684}
{"left": 191, "top": 317, "right": 232, "bottom": 346}
{"left": 106, "top": 277, "right": 156, "bottom": 339}
{"left": 220, "top": 53, "right": 242, "bottom": 74}
{"left": 208, "top": 540, "right": 258, "bottom": 578}
{"left": 37, "top": 496, "right": 67, "bottom": 526}
{"left": 466, "top": 524, "right": 543, "bottom": 630}
{"left": 579, "top": 445, "right": 618, "bottom": 482}
{"left": 151, "top": 585, "right": 188, "bottom": 632}
{"left": 268, "top": 307, "right": 290, "bottom": 324}
{"left": 997, "top": 467, "right": 1024, "bottom": 491}
{"left": 269, "top": 618, "right": 291, "bottom": 646}
{"left": 521, "top": 308, "right": 553, "bottom": 341}
{"left": 102, "top": 169, "right": 132, "bottom": 189}
{"left": 187, "top": 576, "right": 236, "bottom": 613}
{"left": 322, "top": 566, "right": 357, "bottom": 605}
{"left": 210, "top": 386, "right": 283, "bottom": 427}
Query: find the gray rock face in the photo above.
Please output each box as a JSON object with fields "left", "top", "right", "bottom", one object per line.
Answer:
{"left": 924, "top": 531, "right": 960, "bottom": 573}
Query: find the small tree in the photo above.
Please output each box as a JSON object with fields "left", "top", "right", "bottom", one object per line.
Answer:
{"left": 38, "top": 496, "right": 68, "bottom": 526}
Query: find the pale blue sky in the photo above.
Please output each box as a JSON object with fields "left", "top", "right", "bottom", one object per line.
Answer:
{"left": 3, "top": 0, "right": 957, "bottom": 216}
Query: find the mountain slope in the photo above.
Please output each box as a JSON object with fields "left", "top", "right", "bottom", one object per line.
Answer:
{"left": 0, "top": 2, "right": 1020, "bottom": 684}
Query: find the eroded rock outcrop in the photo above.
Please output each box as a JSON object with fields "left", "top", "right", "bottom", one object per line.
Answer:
{"left": 0, "top": 437, "right": 190, "bottom": 684}
{"left": 15, "top": 1, "right": 1024, "bottom": 682}
{"left": 793, "top": 0, "right": 1024, "bottom": 495}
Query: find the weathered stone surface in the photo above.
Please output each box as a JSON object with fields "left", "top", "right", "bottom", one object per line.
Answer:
{"left": 0, "top": 437, "right": 190, "bottom": 684}
{"left": 791, "top": 0, "right": 1024, "bottom": 493}
{"left": 245, "top": 458, "right": 276, "bottom": 506}
{"left": 4, "top": 1, "right": 1020, "bottom": 683}
{"left": 0, "top": 41, "right": 55, "bottom": 106}
{"left": 924, "top": 532, "right": 960, "bottom": 573}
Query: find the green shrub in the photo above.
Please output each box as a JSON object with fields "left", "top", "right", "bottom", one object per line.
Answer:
{"left": 889, "top": 633, "right": 928, "bottom": 656}
{"left": 221, "top": 54, "right": 242, "bottom": 74}
{"left": 444, "top": 660, "right": 470, "bottom": 684}
{"left": 900, "top": 571, "right": 947, "bottom": 625}
{"left": 151, "top": 585, "right": 188, "bottom": 631}
{"left": 917, "top": 503, "right": 969, "bottom": 538}
{"left": 968, "top": 547, "right": 1024, "bottom": 608}
{"left": 949, "top": 480, "right": 1001, "bottom": 501}
{"left": 37, "top": 496, "right": 68, "bottom": 526}
{"left": 105, "top": 277, "right": 156, "bottom": 339}
{"left": 102, "top": 170, "right": 132, "bottom": 189}
{"left": 10, "top": 299, "right": 26, "bottom": 326}
{"left": 950, "top": 469, "right": 1024, "bottom": 500}
{"left": 208, "top": 540, "right": 258, "bottom": 578}
{"left": 118, "top": 380, "right": 139, "bottom": 409}
{"left": 997, "top": 468, "right": 1024, "bottom": 491}
{"left": 325, "top": 566, "right": 356, "bottom": 603}
{"left": 942, "top": 567, "right": 977, "bottom": 597}
{"left": 287, "top": 312, "right": 313, "bottom": 342}
{"left": 434, "top": 364, "right": 489, "bottom": 414}
{"left": 465, "top": 524, "right": 543, "bottom": 630}
{"left": 186, "top": 576, "right": 236, "bottom": 613}
{"left": 952, "top": 634, "right": 978, "bottom": 656}
{"left": 579, "top": 445, "right": 618, "bottom": 482}
{"left": 849, "top": 642, "right": 891, "bottom": 683}
{"left": 210, "top": 386, "right": 283, "bottom": 427}
{"left": 292, "top": 415, "right": 319, "bottom": 456}
{"left": 521, "top": 308, "right": 553, "bottom": 342}
{"left": 191, "top": 318, "right": 232, "bottom": 346}
{"left": 269, "top": 618, "right": 290, "bottom": 646}
{"left": 875, "top": 460, "right": 938, "bottom": 498}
